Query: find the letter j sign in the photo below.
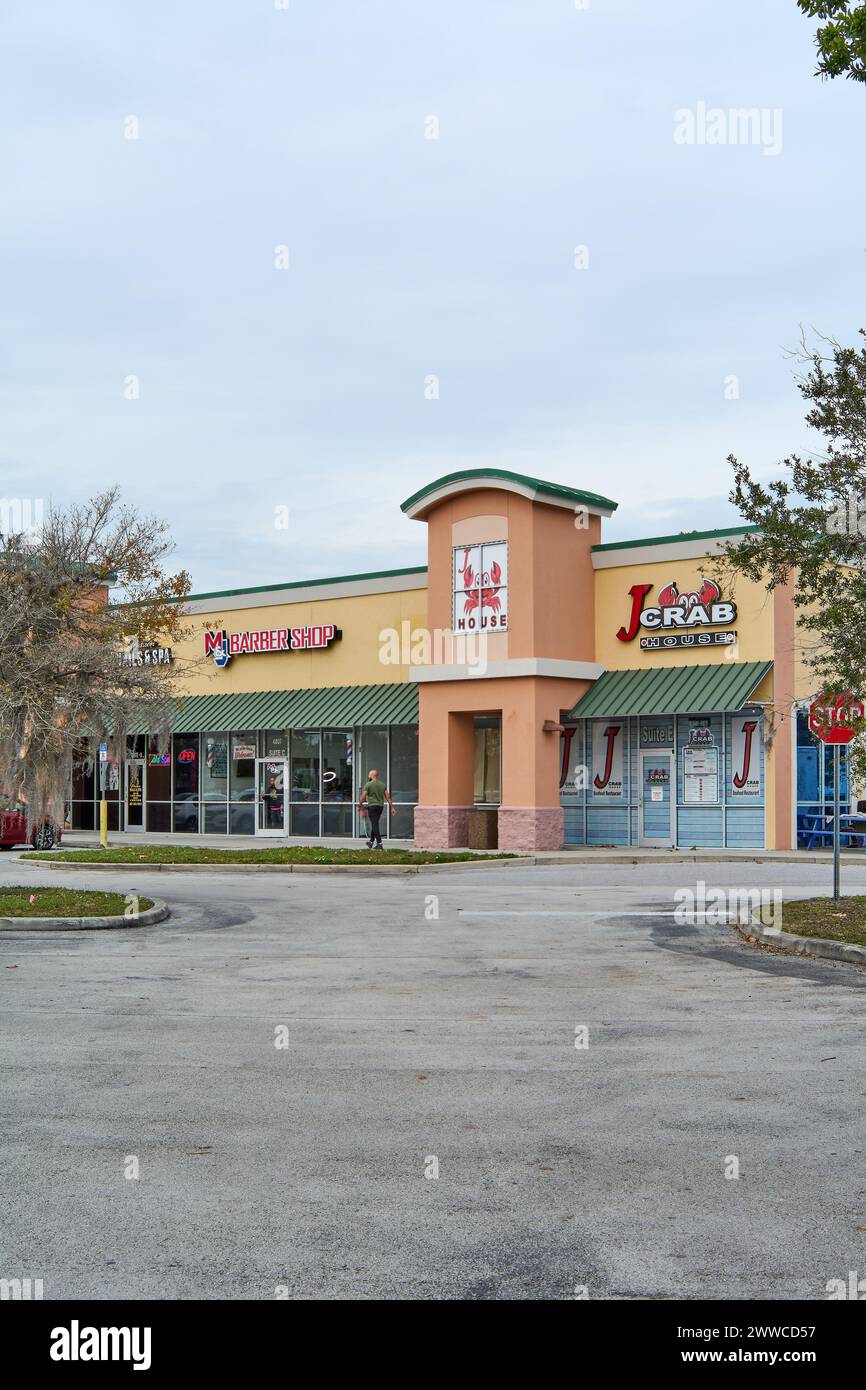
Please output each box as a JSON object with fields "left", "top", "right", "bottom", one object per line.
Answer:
{"left": 591, "top": 721, "right": 624, "bottom": 799}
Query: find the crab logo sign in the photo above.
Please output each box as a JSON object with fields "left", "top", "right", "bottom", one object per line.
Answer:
{"left": 616, "top": 578, "right": 737, "bottom": 651}
{"left": 453, "top": 542, "right": 508, "bottom": 632}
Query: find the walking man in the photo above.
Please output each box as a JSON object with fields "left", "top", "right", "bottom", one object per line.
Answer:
{"left": 358, "top": 769, "right": 395, "bottom": 849}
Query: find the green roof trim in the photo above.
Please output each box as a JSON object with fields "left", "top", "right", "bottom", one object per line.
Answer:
{"left": 126, "top": 682, "right": 419, "bottom": 735}
{"left": 592, "top": 525, "right": 759, "bottom": 553}
{"left": 172, "top": 565, "right": 428, "bottom": 606}
{"left": 566, "top": 661, "right": 773, "bottom": 720}
{"left": 400, "top": 468, "right": 618, "bottom": 516}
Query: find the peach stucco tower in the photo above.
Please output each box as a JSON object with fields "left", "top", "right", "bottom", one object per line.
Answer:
{"left": 402, "top": 469, "right": 617, "bottom": 851}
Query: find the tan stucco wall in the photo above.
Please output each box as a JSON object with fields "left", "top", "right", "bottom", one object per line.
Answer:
{"left": 169, "top": 587, "right": 427, "bottom": 697}
{"left": 594, "top": 560, "right": 775, "bottom": 670}
{"left": 425, "top": 489, "right": 600, "bottom": 663}
{"left": 418, "top": 675, "right": 589, "bottom": 809}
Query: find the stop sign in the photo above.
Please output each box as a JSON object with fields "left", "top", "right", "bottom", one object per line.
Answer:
{"left": 809, "top": 693, "right": 865, "bottom": 744}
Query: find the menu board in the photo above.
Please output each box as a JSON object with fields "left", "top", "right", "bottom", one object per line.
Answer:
{"left": 683, "top": 745, "right": 719, "bottom": 804}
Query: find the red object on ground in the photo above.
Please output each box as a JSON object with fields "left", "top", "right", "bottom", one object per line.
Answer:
{"left": 809, "top": 693, "right": 865, "bottom": 745}
{"left": 0, "top": 795, "right": 62, "bottom": 850}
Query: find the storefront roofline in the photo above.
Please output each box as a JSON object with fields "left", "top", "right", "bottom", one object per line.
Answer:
{"left": 592, "top": 524, "right": 759, "bottom": 554}
{"left": 401, "top": 468, "right": 618, "bottom": 520}
{"left": 133, "top": 565, "right": 429, "bottom": 609}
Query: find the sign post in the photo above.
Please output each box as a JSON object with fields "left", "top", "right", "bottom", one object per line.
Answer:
{"left": 98, "top": 743, "right": 109, "bottom": 850}
{"left": 808, "top": 694, "right": 864, "bottom": 903}
{"left": 834, "top": 744, "right": 841, "bottom": 902}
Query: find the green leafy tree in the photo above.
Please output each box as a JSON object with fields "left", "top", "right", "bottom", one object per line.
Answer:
{"left": 0, "top": 489, "right": 193, "bottom": 834}
{"left": 798, "top": 1, "right": 866, "bottom": 82}
{"left": 720, "top": 330, "right": 866, "bottom": 768}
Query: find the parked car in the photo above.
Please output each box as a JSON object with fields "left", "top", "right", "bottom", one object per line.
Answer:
{"left": 0, "top": 795, "right": 63, "bottom": 850}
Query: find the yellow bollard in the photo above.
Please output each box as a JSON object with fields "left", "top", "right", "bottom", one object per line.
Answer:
{"left": 99, "top": 798, "right": 108, "bottom": 849}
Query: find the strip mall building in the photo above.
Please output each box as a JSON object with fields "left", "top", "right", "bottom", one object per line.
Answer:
{"left": 69, "top": 469, "right": 849, "bottom": 851}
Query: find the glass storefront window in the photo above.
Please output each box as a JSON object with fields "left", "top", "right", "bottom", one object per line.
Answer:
{"left": 823, "top": 744, "right": 850, "bottom": 803}
{"left": 357, "top": 727, "right": 387, "bottom": 790}
{"left": 323, "top": 804, "right": 353, "bottom": 836}
{"left": 390, "top": 725, "right": 418, "bottom": 803}
{"left": 84, "top": 721, "right": 420, "bottom": 839}
{"left": 230, "top": 803, "right": 255, "bottom": 835}
{"left": 174, "top": 735, "right": 199, "bottom": 796}
{"left": 202, "top": 734, "right": 229, "bottom": 800}
{"left": 474, "top": 717, "right": 501, "bottom": 805}
{"left": 71, "top": 753, "right": 95, "bottom": 801}
{"left": 291, "top": 804, "right": 320, "bottom": 836}
{"left": 146, "top": 736, "right": 172, "bottom": 800}
{"left": 146, "top": 801, "right": 171, "bottom": 833}
{"left": 291, "top": 730, "right": 320, "bottom": 801}
{"left": 322, "top": 731, "right": 353, "bottom": 801}
{"left": 203, "top": 803, "right": 227, "bottom": 834}
{"left": 230, "top": 733, "right": 257, "bottom": 799}
{"left": 105, "top": 757, "right": 121, "bottom": 801}
{"left": 174, "top": 801, "right": 198, "bottom": 833}
{"left": 71, "top": 802, "right": 95, "bottom": 830}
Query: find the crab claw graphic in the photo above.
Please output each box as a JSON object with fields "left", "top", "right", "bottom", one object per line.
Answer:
{"left": 657, "top": 578, "right": 721, "bottom": 610}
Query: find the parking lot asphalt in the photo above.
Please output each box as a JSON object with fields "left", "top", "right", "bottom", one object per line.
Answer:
{"left": 2, "top": 857, "right": 865, "bottom": 1300}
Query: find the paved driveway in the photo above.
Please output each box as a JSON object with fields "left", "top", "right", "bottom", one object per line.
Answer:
{"left": 2, "top": 859, "right": 865, "bottom": 1300}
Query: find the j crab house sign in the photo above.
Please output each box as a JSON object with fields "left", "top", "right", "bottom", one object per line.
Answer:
{"left": 616, "top": 578, "right": 737, "bottom": 652}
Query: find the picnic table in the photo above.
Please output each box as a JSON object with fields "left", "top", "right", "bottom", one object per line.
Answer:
{"left": 798, "top": 813, "right": 866, "bottom": 850}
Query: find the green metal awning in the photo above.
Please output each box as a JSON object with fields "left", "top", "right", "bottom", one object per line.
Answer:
{"left": 566, "top": 661, "right": 773, "bottom": 720}
{"left": 127, "top": 682, "right": 418, "bottom": 734}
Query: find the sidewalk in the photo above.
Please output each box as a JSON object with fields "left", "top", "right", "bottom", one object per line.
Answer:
{"left": 60, "top": 831, "right": 417, "bottom": 851}
{"left": 56, "top": 831, "right": 866, "bottom": 866}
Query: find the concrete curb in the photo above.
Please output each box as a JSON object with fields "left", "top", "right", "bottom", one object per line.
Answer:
{"left": 0, "top": 898, "right": 170, "bottom": 931}
{"left": 20, "top": 857, "right": 532, "bottom": 876}
{"left": 533, "top": 852, "right": 856, "bottom": 865}
{"left": 737, "top": 919, "right": 866, "bottom": 966}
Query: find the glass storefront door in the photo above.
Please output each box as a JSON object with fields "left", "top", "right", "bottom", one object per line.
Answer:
{"left": 639, "top": 751, "right": 674, "bottom": 847}
{"left": 256, "top": 758, "right": 288, "bottom": 836}
{"left": 322, "top": 729, "right": 354, "bottom": 836}
{"left": 125, "top": 759, "right": 145, "bottom": 830}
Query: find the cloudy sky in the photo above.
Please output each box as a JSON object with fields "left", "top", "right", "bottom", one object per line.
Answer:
{"left": 2, "top": 0, "right": 864, "bottom": 592}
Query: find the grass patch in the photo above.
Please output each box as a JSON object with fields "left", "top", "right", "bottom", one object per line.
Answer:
{"left": 28, "top": 845, "right": 516, "bottom": 866}
{"left": 0, "top": 887, "right": 153, "bottom": 918}
{"left": 779, "top": 896, "right": 866, "bottom": 949}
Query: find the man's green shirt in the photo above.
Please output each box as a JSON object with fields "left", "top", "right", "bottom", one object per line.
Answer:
{"left": 363, "top": 779, "right": 387, "bottom": 807}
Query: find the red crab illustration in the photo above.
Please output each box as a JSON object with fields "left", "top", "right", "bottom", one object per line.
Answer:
{"left": 657, "top": 578, "right": 720, "bottom": 610}
{"left": 457, "top": 548, "right": 503, "bottom": 614}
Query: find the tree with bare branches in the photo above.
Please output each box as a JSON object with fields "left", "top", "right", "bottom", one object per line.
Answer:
{"left": 0, "top": 489, "right": 193, "bottom": 836}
